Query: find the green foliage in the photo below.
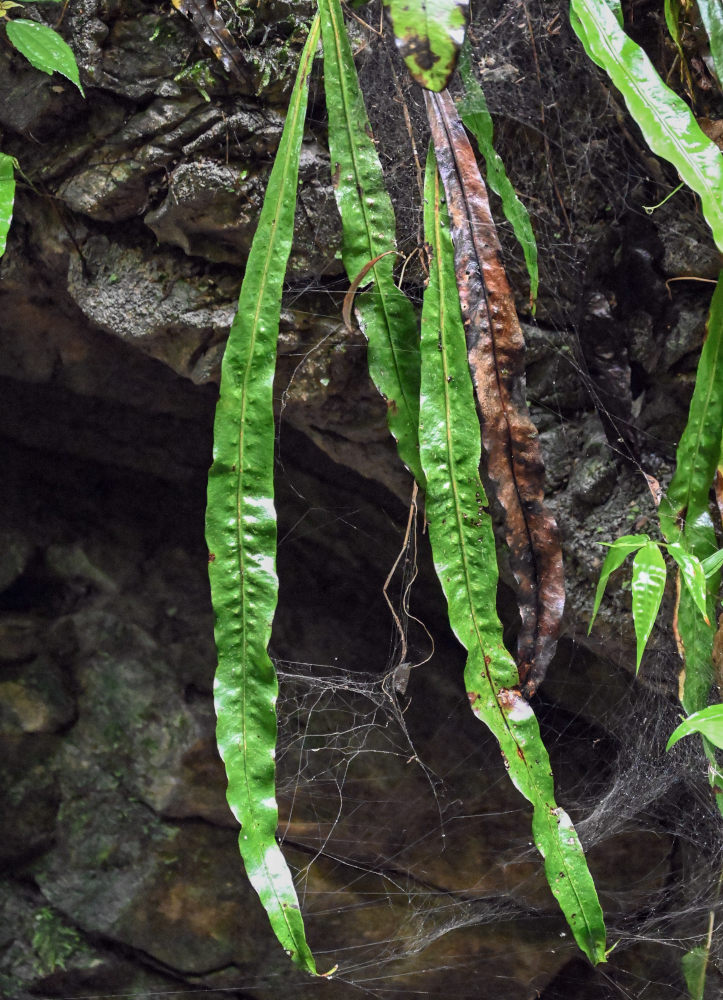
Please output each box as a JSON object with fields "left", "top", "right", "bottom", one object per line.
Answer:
{"left": 630, "top": 541, "right": 667, "bottom": 673}
{"left": 0, "top": 152, "right": 16, "bottom": 258}
{"left": 205, "top": 15, "right": 321, "bottom": 975}
{"left": 457, "top": 43, "right": 539, "bottom": 310}
{"left": 5, "top": 17, "right": 84, "bottom": 94}
{"left": 381, "top": 0, "right": 468, "bottom": 91}
{"left": 589, "top": 533, "right": 710, "bottom": 672}
{"left": 419, "top": 148, "right": 606, "bottom": 965}
{"left": 682, "top": 945, "right": 709, "bottom": 1000}
{"left": 697, "top": 0, "right": 723, "bottom": 86}
{"left": 660, "top": 274, "right": 723, "bottom": 713}
{"left": 667, "top": 704, "right": 723, "bottom": 751}
{"left": 569, "top": 0, "right": 723, "bottom": 252}
{"left": 319, "top": 0, "right": 423, "bottom": 485}
{"left": 32, "top": 908, "right": 82, "bottom": 974}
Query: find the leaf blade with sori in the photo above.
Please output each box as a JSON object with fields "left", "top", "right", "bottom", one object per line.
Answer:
{"left": 382, "top": 0, "right": 469, "bottom": 91}
{"left": 425, "top": 88, "right": 564, "bottom": 696}
{"left": 319, "top": 0, "right": 423, "bottom": 485}
{"left": 205, "top": 16, "right": 321, "bottom": 975}
{"left": 457, "top": 44, "right": 538, "bottom": 310}
{"left": 0, "top": 152, "right": 16, "bottom": 257}
{"left": 420, "top": 147, "right": 606, "bottom": 965}
{"left": 570, "top": 0, "right": 723, "bottom": 252}
{"left": 5, "top": 18, "right": 84, "bottom": 94}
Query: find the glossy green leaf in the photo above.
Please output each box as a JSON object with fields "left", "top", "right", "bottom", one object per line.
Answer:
{"left": 667, "top": 704, "right": 723, "bottom": 751}
{"left": 569, "top": 0, "right": 723, "bottom": 252}
{"left": 588, "top": 534, "right": 649, "bottom": 633}
{"left": 457, "top": 44, "right": 539, "bottom": 310}
{"left": 382, "top": 0, "right": 468, "bottom": 91}
{"left": 319, "top": 0, "right": 423, "bottom": 484}
{"left": 697, "top": 0, "right": 723, "bottom": 86}
{"left": 701, "top": 548, "right": 723, "bottom": 578}
{"left": 420, "top": 148, "right": 606, "bottom": 966}
{"left": 0, "top": 152, "right": 16, "bottom": 257}
{"left": 631, "top": 541, "right": 667, "bottom": 672}
{"left": 5, "top": 19, "right": 84, "bottom": 95}
{"left": 206, "top": 15, "right": 321, "bottom": 975}
{"left": 666, "top": 543, "right": 709, "bottom": 624}
{"left": 682, "top": 945, "right": 709, "bottom": 1000}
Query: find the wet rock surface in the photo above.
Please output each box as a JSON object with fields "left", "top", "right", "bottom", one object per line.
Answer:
{"left": 1, "top": 1, "right": 722, "bottom": 998}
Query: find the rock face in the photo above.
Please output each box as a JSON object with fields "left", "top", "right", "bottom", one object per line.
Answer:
{"left": 1, "top": 2, "right": 722, "bottom": 999}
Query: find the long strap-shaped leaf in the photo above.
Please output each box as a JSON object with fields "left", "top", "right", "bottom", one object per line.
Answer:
{"left": 382, "top": 0, "right": 469, "bottom": 92}
{"left": 457, "top": 45, "right": 539, "bottom": 310}
{"left": 425, "top": 89, "right": 564, "bottom": 696}
{"left": 420, "top": 148, "right": 606, "bottom": 965}
{"left": 205, "top": 16, "right": 321, "bottom": 975}
{"left": 0, "top": 152, "right": 15, "bottom": 257}
{"left": 570, "top": 0, "right": 723, "bottom": 253}
{"left": 319, "top": 0, "right": 423, "bottom": 486}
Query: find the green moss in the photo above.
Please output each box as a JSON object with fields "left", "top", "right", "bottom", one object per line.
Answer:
{"left": 32, "top": 908, "right": 82, "bottom": 974}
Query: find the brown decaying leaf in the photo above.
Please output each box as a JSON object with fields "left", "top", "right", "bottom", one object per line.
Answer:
{"left": 171, "top": 0, "right": 250, "bottom": 84}
{"left": 425, "top": 89, "right": 564, "bottom": 696}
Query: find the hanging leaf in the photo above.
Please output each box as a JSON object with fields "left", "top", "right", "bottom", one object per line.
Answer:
{"left": 319, "top": 0, "right": 423, "bottom": 485}
{"left": 425, "top": 88, "right": 564, "bottom": 696}
{"left": 570, "top": 0, "right": 723, "bottom": 252}
{"left": 457, "top": 44, "right": 539, "bottom": 310}
{"left": 667, "top": 704, "right": 723, "bottom": 751}
{"left": 382, "top": 0, "right": 469, "bottom": 92}
{"left": 419, "top": 147, "right": 606, "bottom": 965}
{"left": 0, "top": 152, "right": 16, "bottom": 257}
{"left": 5, "top": 18, "right": 84, "bottom": 95}
{"left": 666, "top": 542, "right": 709, "bottom": 624}
{"left": 697, "top": 0, "right": 723, "bottom": 87}
{"left": 631, "top": 541, "right": 667, "bottom": 672}
{"left": 588, "top": 533, "right": 650, "bottom": 633}
{"left": 170, "top": 0, "right": 250, "bottom": 84}
{"left": 206, "top": 15, "right": 321, "bottom": 975}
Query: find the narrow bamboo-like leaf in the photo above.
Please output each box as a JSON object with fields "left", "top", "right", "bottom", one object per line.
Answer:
{"left": 457, "top": 45, "right": 538, "bottom": 309}
{"left": 631, "top": 541, "right": 667, "bottom": 672}
{"left": 382, "top": 0, "right": 469, "bottom": 91}
{"left": 702, "top": 548, "right": 723, "bottom": 578}
{"left": 682, "top": 945, "right": 709, "bottom": 1000}
{"left": 697, "top": 0, "right": 723, "bottom": 87}
{"left": 206, "top": 16, "right": 320, "bottom": 975}
{"left": 588, "top": 534, "right": 649, "bottom": 633}
{"left": 420, "top": 148, "right": 606, "bottom": 965}
{"left": 5, "top": 19, "right": 84, "bottom": 95}
{"left": 667, "top": 704, "right": 723, "bottom": 751}
{"left": 319, "top": 0, "right": 423, "bottom": 484}
{"left": 667, "top": 543, "right": 709, "bottom": 624}
{"left": 570, "top": 0, "right": 723, "bottom": 252}
{"left": 0, "top": 152, "right": 16, "bottom": 257}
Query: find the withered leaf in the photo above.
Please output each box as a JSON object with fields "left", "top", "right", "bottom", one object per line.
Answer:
{"left": 171, "top": 0, "right": 250, "bottom": 85}
{"left": 425, "top": 89, "right": 564, "bottom": 696}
